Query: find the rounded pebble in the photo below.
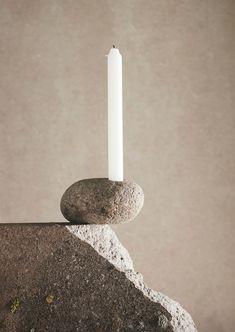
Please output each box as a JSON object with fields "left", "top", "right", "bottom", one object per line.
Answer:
{"left": 60, "top": 178, "right": 144, "bottom": 224}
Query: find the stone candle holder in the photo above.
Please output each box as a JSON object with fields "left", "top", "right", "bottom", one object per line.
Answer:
{"left": 60, "top": 178, "right": 144, "bottom": 224}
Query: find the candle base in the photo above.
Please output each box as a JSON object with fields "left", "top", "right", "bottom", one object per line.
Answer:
{"left": 60, "top": 178, "right": 144, "bottom": 225}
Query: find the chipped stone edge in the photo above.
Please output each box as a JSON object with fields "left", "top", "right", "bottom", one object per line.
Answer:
{"left": 66, "top": 225, "right": 197, "bottom": 332}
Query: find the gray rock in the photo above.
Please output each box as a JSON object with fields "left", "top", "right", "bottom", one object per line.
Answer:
{"left": 60, "top": 178, "right": 144, "bottom": 224}
{"left": 0, "top": 224, "right": 172, "bottom": 332}
{"left": 0, "top": 224, "right": 197, "bottom": 332}
{"left": 68, "top": 225, "right": 197, "bottom": 332}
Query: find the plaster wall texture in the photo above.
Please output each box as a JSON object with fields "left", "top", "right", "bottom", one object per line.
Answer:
{"left": 0, "top": 1, "right": 235, "bottom": 331}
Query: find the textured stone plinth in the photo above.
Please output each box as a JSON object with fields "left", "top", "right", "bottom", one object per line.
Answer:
{"left": 0, "top": 225, "right": 197, "bottom": 332}
{"left": 60, "top": 178, "right": 144, "bottom": 224}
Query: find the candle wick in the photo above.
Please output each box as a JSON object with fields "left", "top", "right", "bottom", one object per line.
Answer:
{"left": 113, "top": 45, "right": 116, "bottom": 48}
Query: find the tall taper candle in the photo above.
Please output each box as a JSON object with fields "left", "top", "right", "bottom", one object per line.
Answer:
{"left": 107, "top": 46, "right": 123, "bottom": 181}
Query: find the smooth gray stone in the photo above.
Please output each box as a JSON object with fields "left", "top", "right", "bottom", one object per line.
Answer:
{"left": 60, "top": 178, "right": 144, "bottom": 224}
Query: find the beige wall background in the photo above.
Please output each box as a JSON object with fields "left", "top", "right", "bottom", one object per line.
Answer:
{"left": 0, "top": 0, "right": 235, "bottom": 331}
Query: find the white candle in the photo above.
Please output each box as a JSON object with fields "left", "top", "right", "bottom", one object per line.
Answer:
{"left": 107, "top": 46, "right": 123, "bottom": 181}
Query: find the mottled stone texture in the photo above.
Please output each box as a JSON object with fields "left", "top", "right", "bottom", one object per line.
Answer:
{"left": 0, "top": 225, "right": 173, "bottom": 332}
{"left": 60, "top": 178, "right": 144, "bottom": 224}
{"left": 67, "top": 225, "right": 197, "bottom": 332}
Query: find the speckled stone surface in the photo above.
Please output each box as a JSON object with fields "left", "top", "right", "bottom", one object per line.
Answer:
{"left": 68, "top": 225, "right": 197, "bottom": 332}
{"left": 60, "top": 178, "right": 144, "bottom": 224}
{"left": 0, "top": 225, "right": 173, "bottom": 332}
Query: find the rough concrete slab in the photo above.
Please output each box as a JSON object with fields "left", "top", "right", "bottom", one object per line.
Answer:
{"left": 67, "top": 225, "right": 197, "bottom": 332}
{"left": 0, "top": 225, "right": 196, "bottom": 331}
